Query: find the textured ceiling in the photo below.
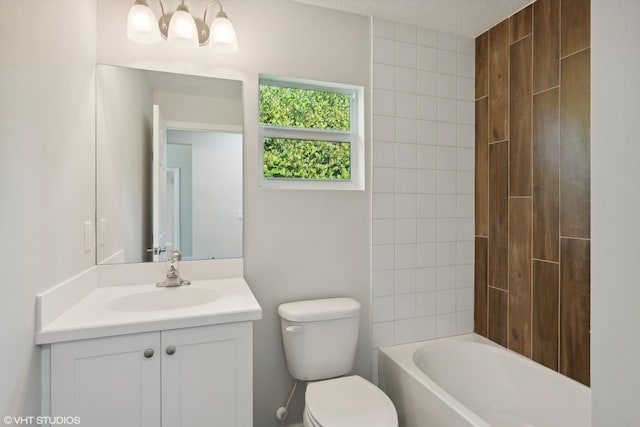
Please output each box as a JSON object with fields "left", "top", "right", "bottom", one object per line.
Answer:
{"left": 291, "top": 0, "right": 534, "bottom": 38}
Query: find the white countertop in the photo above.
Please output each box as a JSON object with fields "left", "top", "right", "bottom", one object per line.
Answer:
{"left": 36, "top": 277, "right": 262, "bottom": 345}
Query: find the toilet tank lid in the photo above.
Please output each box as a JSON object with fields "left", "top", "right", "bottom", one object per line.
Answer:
{"left": 278, "top": 298, "right": 361, "bottom": 322}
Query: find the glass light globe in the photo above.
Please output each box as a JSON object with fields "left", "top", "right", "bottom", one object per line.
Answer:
{"left": 127, "top": 3, "right": 161, "bottom": 44}
{"left": 167, "top": 9, "right": 199, "bottom": 47}
{"left": 209, "top": 13, "right": 238, "bottom": 53}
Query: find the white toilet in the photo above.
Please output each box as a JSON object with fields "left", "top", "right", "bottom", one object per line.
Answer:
{"left": 278, "top": 298, "right": 398, "bottom": 427}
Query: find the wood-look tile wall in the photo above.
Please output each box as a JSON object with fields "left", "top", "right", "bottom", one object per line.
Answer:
{"left": 474, "top": 0, "right": 591, "bottom": 386}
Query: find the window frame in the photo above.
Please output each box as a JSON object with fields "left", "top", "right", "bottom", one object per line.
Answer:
{"left": 258, "top": 74, "right": 365, "bottom": 190}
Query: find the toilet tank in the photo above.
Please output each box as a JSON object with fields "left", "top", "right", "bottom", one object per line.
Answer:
{"left": 278, "top": 298, "right": 360, "bottom": 381}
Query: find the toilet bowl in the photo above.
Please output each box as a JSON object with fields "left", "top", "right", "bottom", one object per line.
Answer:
{"left": 278, "top": 298, "right": 398, "bottom": 427}
{"left": 303, "top": 375, "right": 397, "bottom": 427}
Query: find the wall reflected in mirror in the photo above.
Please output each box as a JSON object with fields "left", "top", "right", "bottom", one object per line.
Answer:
{"left": 96, "top": 64, "right": 243, "bottom": 264}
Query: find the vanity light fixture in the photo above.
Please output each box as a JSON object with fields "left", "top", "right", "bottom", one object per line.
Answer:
{"left": 206, "top": 1, "right": 239, "bottom": 53}
{"left": 167, "top": 2, "right": 199, "bottom": 47}
{"left": 126, "top": 0, "right": 238, "bottom": 52}
{"left": 126, "top": 0, "right": 162, "bottom": 44}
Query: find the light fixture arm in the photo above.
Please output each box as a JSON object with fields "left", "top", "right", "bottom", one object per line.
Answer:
{"left": 203, "top": 1, "right": 226, "bottom": 24}
{"left": 203, "top": 0, "right": 238, "bottom": 52}
{"left": 156, "top": 0, "right": 168, "bottom": 33}
{"left": 153, "top": 0, "right": 209, "bottom": 45}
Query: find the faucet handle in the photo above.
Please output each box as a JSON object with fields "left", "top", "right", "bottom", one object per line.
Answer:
{"left": 146, "top": 246, "right": 167, "bottom": 255}
{"left": 170, "top": 250, "right": 182, "bottom": 261}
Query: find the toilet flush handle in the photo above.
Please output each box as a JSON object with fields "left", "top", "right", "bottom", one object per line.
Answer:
{"left": 285, "top": 325, "right": 303, "bottom": 334}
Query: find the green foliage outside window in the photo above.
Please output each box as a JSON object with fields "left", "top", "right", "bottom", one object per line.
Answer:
{"left": 263, "top": 138, "right": 350, "bottom": 180}
{"left": 259, "top": 85, "right": 351, "bottom": 130}
{"left": 259, "top": 84, "right": 352, "bottom": 180}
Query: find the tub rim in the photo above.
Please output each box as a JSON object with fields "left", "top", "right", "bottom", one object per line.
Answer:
{"left": 379, "top": 333, "right": 591, "bottom": 427}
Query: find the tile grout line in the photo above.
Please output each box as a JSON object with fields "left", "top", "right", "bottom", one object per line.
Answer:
{"left": 560, "top": 45, "right": 590, "bottom": 60}
{"left": 533, "top": 85, "right": 560, "bottom": 97}
{"left": 557, "top": 0, "right": 562, "bottom": 374}
{"left": 533, "top": 257, "right": 559, "bottom": 264}
{"left": 510, "top": 31, "right": 533, "bottom": 46}
{"left": 506, "top": 16, "right": 512, "bottom": 350}
{"left": 529, "top": 8, "right": 535, "bottom": 359}
{"left": 485, "top": 30, "right": 491, "bottom": 338}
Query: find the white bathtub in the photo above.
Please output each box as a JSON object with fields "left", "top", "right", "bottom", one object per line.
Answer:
{"left": 379, "top": 334, "right": 590, "bottom": 427}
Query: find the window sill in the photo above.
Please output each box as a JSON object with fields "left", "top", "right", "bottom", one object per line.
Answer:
{"left": 258, "top": 178, "right": 364, "bottom": 191}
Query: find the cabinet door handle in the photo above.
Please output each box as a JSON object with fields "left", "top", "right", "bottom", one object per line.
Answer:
{"left": 166, "top": 345, "right": 176, "bottom": 355}
{"left": 143, "top": 348, "right": 155, "bottom": 358}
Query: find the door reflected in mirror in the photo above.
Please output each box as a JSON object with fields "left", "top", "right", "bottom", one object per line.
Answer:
{"left": 96, "top": 64, "right": 243, "bottom": 264}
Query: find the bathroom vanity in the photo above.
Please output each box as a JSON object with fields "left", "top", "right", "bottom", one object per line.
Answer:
{"left": 36, "top": 268, "right": 261, "bottom": 427}
{"left": 34, "top": 63, "right": 257, "bottom": 426}
{"left": 33, "top": 63, "right": 257, "bottom": 426}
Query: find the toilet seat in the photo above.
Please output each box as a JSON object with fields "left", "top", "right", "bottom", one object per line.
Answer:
{"left": 304, "top": 375, "right": 398, "bottom": 427}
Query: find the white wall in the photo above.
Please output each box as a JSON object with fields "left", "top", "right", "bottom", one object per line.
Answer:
{"left": 591, "top": 1, "right": 640, "bottom": 425}
{"left": 155, "top": 91, "right": 243, "bottom": 127}
{"left": 97, "top": 1, "right": 371, "bottom": 425}
{"left": 167, "top": 143, "right": 194, "bottom": 258}
{"left": 370, "top": 19, "right": 475, "bottom": 383}
{"left": 191, "top": 132, "right": 243, "bottom": 259}
{"left": 167, "top": 130, "right": 243, "bottom": 259}
{"left": 0, "top": 0, "right": 96, "bottom": 418}
{"left": 96, "top": 65, "right": 153, "bottom": 263}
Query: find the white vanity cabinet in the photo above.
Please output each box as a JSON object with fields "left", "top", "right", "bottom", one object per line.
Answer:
{"left": 48, "top": 322, "right": 252, "bottom": 427}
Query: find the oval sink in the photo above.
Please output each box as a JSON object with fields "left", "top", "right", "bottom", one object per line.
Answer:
{"left": 107, "top": 287, "right": 221, "bottom": 312}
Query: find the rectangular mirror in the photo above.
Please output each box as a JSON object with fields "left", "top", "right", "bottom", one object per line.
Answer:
{"left": 96, "top": 64, "right": 243, "bottom": 264}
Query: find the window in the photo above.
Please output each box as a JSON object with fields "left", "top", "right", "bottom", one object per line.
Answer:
{"left": 259, "top": 75, "right": 364, "bottom": 190}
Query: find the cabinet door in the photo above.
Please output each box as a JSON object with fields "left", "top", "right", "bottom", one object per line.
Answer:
{"left": 161, "top": 322, "right": 252, "bottom": 427}
{"left": 51, "top": 332, "right": 161, "bottom": 427}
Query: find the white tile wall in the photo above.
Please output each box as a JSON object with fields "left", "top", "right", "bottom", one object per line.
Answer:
{"left": 372, "top": 19, "right": 475, "bottom": 384}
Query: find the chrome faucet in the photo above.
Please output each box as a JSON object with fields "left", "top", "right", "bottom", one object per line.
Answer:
{"left": 156, "top": 250, "right": 191, "bottom": 287}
